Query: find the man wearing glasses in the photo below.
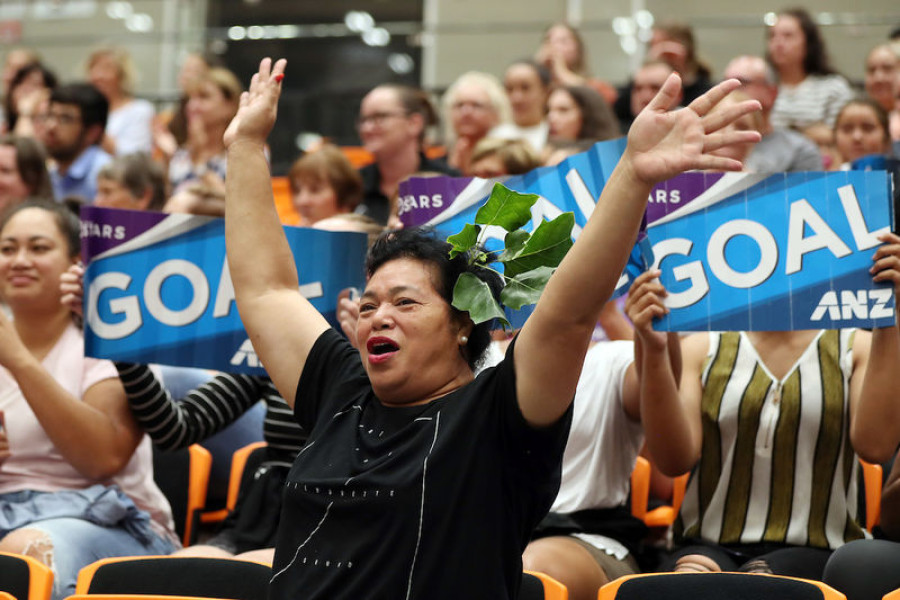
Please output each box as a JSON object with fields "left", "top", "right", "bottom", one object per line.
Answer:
{"left": 37, "top": 83, "right": 112, "bottom": 202}
{"left": 723, "top": 55, "right": 823, "bottom": 172}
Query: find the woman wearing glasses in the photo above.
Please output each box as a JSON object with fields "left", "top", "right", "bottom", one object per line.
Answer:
{"left": 356, "top": 85, "right": 457, "bottom": 226}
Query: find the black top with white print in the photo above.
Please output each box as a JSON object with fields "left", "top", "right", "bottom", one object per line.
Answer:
{"left": 270, "top": 328, "right": 571, "bottom": 600}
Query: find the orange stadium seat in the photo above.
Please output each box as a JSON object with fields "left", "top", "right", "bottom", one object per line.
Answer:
{"left": 0, "top": 552, "right": 53, "bottom": 600}
{"left": 598, "top": 572, "right": 846, "bottom": 600}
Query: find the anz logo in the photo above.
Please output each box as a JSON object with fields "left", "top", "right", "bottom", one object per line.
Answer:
{"left": 231, "top": 339, "right": 261, "bottom": 367}
{"left": 810, "top": 289, "right": 894, "bottom": 322}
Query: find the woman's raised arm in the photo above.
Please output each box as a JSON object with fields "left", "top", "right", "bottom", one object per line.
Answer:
{"left": 513, "top": 74, "right": 761, "bottom": 427}
{"left": 223, "top": 58, "right": 329, "bottom": 406}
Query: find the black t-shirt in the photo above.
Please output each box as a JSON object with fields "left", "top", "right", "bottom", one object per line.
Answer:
{"left": 269, "top": 329, "right": 571, "bottom": 600}
{"left": 356, "top": 154, "right": 459, "bottom": 225}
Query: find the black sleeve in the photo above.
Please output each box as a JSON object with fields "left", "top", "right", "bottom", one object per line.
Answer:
{"left": 294, "top": 329, "right": 368, "bottom": 432}
{"left": 116, "top": 362, "right": 264, "bottom": 451}
{"left": 495, "top": 338, "right": 573, "bottom": 494}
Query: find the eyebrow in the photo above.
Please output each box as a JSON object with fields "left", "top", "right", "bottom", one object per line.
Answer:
{"left": 1, "top": 235, "right": 55, "bottom": 244}
{"left": 360, "top": 285, "right": 422, "bottom": 299}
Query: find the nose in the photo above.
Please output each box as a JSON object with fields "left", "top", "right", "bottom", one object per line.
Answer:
{"left": 10, "top": 247, "right": 31, "bottom": 267}
{"left": 370, "top": 302, "right": 394, "bottom": 330}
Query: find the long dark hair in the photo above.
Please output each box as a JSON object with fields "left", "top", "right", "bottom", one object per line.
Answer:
{"left": 0, "top": 134, "right": 53, "bottom": 201}
{"left": 770, "top": 7, "right": 838, "bottom": 76}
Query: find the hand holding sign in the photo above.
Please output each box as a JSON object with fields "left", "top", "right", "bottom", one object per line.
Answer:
{"left": 625, "top": 270, "right": 669, "bottom": 353}
{"left": 871, "top": 232, "right": 900, "bottom": 297}
{"left": 60, "top": 263, "right": 84, "bottom": 318}
{"left": 624, "top": 75, "right": 761, "bottom": 186}
{"left": 223, "top": 57, "right": 286, "bottom": 150}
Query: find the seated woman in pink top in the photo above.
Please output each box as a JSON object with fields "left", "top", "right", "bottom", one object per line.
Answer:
{"left": 0, "top": 200, "right": 176, "bottom": 600}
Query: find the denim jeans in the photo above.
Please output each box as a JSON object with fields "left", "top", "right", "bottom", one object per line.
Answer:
{"left": 0, "top": 486, "right": 176, "bottom": 600}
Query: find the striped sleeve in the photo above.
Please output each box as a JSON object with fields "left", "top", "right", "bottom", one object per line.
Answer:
{"left": 115, "top": 362, "right": 263, "bottom": 451}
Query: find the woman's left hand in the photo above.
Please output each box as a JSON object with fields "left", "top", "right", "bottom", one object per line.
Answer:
{"left": 871, "top": 231, "right": 900, "bottom": 297}
{"left": 623, "top": 75, "right": 761, "bottom": 187}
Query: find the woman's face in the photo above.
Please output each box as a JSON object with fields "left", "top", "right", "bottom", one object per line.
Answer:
{"left": 504, "top": 64, "right": 547, "bottom": 128}
{"left": 186, "top": 81, "right": 236, "bottom": 129}
{"left": 88, "top": 54, "right": 122, "bottom": 99}
{"left": 357, "top": 257, "right": 470, "bottom": 404}
{"left": 358, "top": 87, "right": 419, "bottom": 158}
{"left": 292, "top": 175, "right": 342, "bottom": 225}
{"left": 0, "top": 145, "right": 29, "bottom": 213}
{"left": 0, "top": 207, "right": 74, "bottom": 309}
{"left": 865, "top": 47, "right": 899, "bottom": 111}
{"left": 543, "top": 25, "right": 580, "bottom": 68}
{"left": 95, "top": 176, "right": 143, "bottom": 210}
{"left": 449, "top": 83, "right": 497, "bottom": 141}
{"left": 835, "top": 104, "right": 890, "bottom": 164}
{"left": 547, "top": 89, "right": 582, "bottom": 141}
{"left": 767, "top": 15, "right": 806, "bottom": 72}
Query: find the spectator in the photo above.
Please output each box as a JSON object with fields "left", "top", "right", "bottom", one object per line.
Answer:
{"left": 167, "top": 67, "right": 241, "bottom": 194}
{"left": 723, "top": 55, "right": 823, "bottom": 171}
{"left": 0, "top": 134, "right": 53, "bottom": 211}
{"left": 536, "top": 23, "right": 617, "bottom": 105}
{"left": 94, "top": 153, "right": 167, "bottom": 211}
{"left": 767, "top": 7, "right": 854, "bottom": 129}
{"left": 37, "top": 83, "right": 112, "bottom": 202}
{"left": 468, "top": 137, "right": 541, "bottom": 178}
{"left": 833, "top": 97, "right": 893, "bottom": 167}
{"left": 547, "top": 85, "right": 620, "bottom": 144}
{"left": 287, "top": 144, "right": 362, "bottom": 226}
{"left": 863, "top": 44, "right": 900, "bottom": 141}
{"left": 648, "top": 21, "right": 713, "bottom": 106}
{"left": 1, "top": 48, "right": 39, "bottom": 131}
{"left": 523, "top": 325, "right": 680, "bottom": 600}
{"left": 494, "top": 59, "right": 551, "bottom": 153}
{"left": 356, "top": 84, "right": 456, "bottom": 225}
{"left": 3, "top": 62, "right": 57, "bottom": 137}
{"left": 223, "top": 56, "right": 761, "bottom": 600}
{"left": 620, "top": 60, "right": 677, "bottom": 132}
{"left": 0, "top": 200, "right": 176, "bottom": 600}
{"left": 443, "top": 71, "right": 511, "bottom": 174}
{"left": 87, "top": 47, "right": 155, "bottom": 155}
{"left": 157, "top": 52, "right": 211, "bottom": 154}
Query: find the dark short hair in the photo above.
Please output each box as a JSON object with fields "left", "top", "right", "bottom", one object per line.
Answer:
{"left": 97, "top": 152, "right": 168, "bottom": 211}
{"left": 835, "top": 96, "right": 892, "bottom": 150}
{"left": 0, "top": 198, "right": 80, "bottom": 259}
{"left": 0, "top": 134, "right": 53, "bottom": 200}
{"left": 507, "top": 58, "right": 552, "bottom": 88}
{"left": 365, "top": 227, "right": 503, "bottom": 370}
{"left": 50, "top": 82, "right": 109, "bottom": 130}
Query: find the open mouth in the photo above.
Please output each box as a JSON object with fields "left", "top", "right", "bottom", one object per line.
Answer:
{"left": 366, "top": 336, "right": 400, "bottom": 363}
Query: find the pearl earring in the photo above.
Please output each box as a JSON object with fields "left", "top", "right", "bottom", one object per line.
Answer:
{"left": 460, "top": 335, "right": 468, "bottom": 345}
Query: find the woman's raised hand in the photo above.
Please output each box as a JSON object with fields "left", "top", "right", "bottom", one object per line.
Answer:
{"left": 871, "top": 232, "right": 900, "bottom": 298}
{"left": 60, "top": 263, "right": 85, "bottom": 318}
{"left": 624, "top": 74, "right": 762, "bottom": 186}
{"left": 624, "top": 269, "right": 670, "bottom": 352}
{"left": 223, "top": 57, "right": 287, "bottom": 149}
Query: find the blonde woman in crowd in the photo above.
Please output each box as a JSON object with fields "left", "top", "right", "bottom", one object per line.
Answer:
{"left": 87, "top": 47, "right": 155, "bottom": 156}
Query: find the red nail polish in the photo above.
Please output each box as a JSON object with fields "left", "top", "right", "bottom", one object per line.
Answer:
{"left": 275, "top": 74, "right": 284, "bottom": 83}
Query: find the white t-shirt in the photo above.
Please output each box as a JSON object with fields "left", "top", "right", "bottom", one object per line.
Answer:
{"left": 107, "top": 98, "right": 155, "bottom": 155}
{"left": 0, "top": 323, "right": 175, "bottom": 535}
{"left": 551, "top": 340, "right": 643, "bottom": 513}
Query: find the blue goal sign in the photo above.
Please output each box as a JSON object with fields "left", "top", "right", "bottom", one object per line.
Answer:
{"left": 81, "top": 207, "right": 368, "bottom": 375}
{"left": 399, "top": 139, "right": 895, "bottom": 331}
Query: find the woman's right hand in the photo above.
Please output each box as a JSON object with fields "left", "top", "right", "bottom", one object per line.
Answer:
{"left": 60, "top": 263, "right": 85, "bottom": 318}
{"left": 223, "top": 57, "right": 286, "bottom": 150}
{"left": 625, "top": 269, "right": 669, "bottom": 352}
